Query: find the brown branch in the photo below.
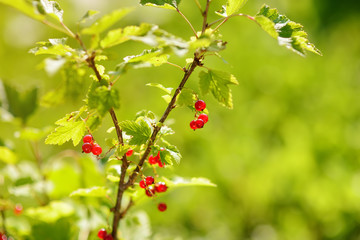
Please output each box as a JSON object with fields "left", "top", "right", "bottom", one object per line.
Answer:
{"left": 201, "top": 0, "right": 211, "bottom": 34}
{"left": 124, "top": 54, "right": 202, "bottom": 188}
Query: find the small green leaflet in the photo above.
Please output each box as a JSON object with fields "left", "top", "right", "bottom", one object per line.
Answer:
{"left": 163, "top": 176, "right": 216, "bottom": 187}
{"left": 100, "top": 23, "right": 153, "bottom": 49}
{"left": 69, "top": 186, "right": 109, "bottom": 198}
{"left": 87, "top": 82, "right": 120, "bottom": 116}
{"left": 140, "top": 0, "right": 181, "bottom": 10}
{"left": 177, "top": 88, "right": 195, "bottom": 107}
{"left": 199, "top": 69, "right": 238, "bottom": 109}
{"left": 217, "top": 0, "right": 247, "bottom": 17}
{"left": 0, "top": 0, "right": 44, "bottom": 21}
{"left": 79, "top": 10, "right": 99, "bottom": 24}
{"left": 82, "top": 8, "right": 133, "bottom": 35}
{"left": 146, "top": 83, "right": 173, "bottom": 95}
{"left": 33, "top": 0, "right": 64, "bottom": 22}
{"left": 119, "top": 120, "right": 151, "bottom": 145}
{"left": 255, "top": 4, "right": 322, "bottom": 56}
{"left": 45, "top": 113, "right": 86, "bottom": 146}
{"left": 29, "top": 38, "right": 74, "bottom": 56}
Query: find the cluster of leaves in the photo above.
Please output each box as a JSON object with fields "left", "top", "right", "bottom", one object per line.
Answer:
{"left": 0, "top": 0, "right": 320, "bottom": 239}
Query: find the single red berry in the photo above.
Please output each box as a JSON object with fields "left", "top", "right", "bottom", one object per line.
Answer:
{"left": 145, "top": 186, "right": 155, "bottom": 197}
{"left": 92, "top": 144, "right": 102, "bottom": 155}
{"left": 83, "top": 134, "right": 93, "bottom": 143}
{"left": 97, "top": 228, "right": 107, "bottom": 239}
{"left": 126, "top": 148, "right": 133, "bottom": 157}
{"left": 195, "top": 119, "right": 205, "bottom": 128}
{"left": 82, "top": 142, "right": 93, "bottom": 153}
{"left": 1, "top": 234, "right": 7, "bottom": 240}
{"left": 14, "top": 203, "right": 23, "bottom": 215}
{"left": 104, "top": 234, "right": 113, "bottom": 240}
{"left": 139, "top": 180, "right": 146, "bottom": 189}
{"left": 195, "top": 100, "right": 206, "bottom": 111}
{"left": 155, "top": 182, "right": 168, "bottom": 193}
{"left": 148, "top": 155, "right": 157, "bottom": 164}
{"left": 190, "top": 120, "right": 197, "bottom": 130}
{"left": 145, "top": 176, "right": 154, "bottom": 185}
{"left": 158, "top": 160, "right": 165, "bottom": 168}
{"left": 198, "top": 113, "right": 208, "bottom": 124}
{"left": 158, "top": 202, "right": 167, "bottom": 212}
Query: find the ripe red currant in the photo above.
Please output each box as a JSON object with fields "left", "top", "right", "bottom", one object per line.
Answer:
{"left": 148, "top": 155, "right": 157, "bottom": 164}
{"left": 83, "top": 134, "right": 93, "bottom": 143}
{"left": 14, "top": 203, "right": 23, "bottom": 215}
{"left": 126, "top": 148, "right": 133, "bottom": 157}
{"left": 155, "top": 182, "right": 168, "bottom": 193}
{"left": 158, "top": 202, "right": 167, "bottom": 212}
{"left": 82, "top": 142, "right": 93, "bottom": 153}
{"left": 145, "top": 186, "right": 156, "bottom": 197}
{"left": 198, "top": 113, "right": 208, "bottom": 123}
{"left": 139, "top": 180, "right": 146, "bottom": 189}
{"left": 104, "top": 234, "right": 113, "bottom": 240}
{"left": 92, "top": 144, "right": 102, "bottom": 155}
{"left": 195, "top": 100, "right": 206, "bottom": 111}
{"left": 190, "top": 120, "right": 197, "bottom": 130}
{"left": 158, "top": 160, "right": 165, "bottom": 168}
{"left": 97, "top": 228, "right": 107, "bottom": 239}
{"left": 145, "top": 176, "right": 154, "bottom": 185}
{"left": 195, "top": 119, "right": 205, "bottom": 128}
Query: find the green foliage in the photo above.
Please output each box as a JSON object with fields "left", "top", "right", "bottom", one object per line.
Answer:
{"left": 82, "top": 8, "right": 133, "bottom": 35}
{"left": 0, "top": 0, "right": 45, "bottom": 21}
{"left": 119, "top": 120, "right": 152, "bottom": 145}
{"left": 140, "top": 0, "right": 181, "bottom": 10}
{"left": 177, "top": 88, "right": 195, "bottom": 107}
{"left": 217, "top": 0, "right": 248, "bottom": 17}
{"left": 199, "top": 69, "right": 238, "bottom": 109}
{"left": 146, "top": 83, "right": 173, "bottom": 95}
{"left": 0, "top": 146, "right": 17, "bottom": 164}
{"left": 255, "top": 4, "right": 322, "bottom": 56}
{"left": 26, "top": 201, "right": 74, "bottom": 223}
{"left": 45, "top": 112, "right": 86, "bottom": 146}
{"left": 33, "top": 0, "right": 64, "bottom": 22}
{"left": 69, "top": 186, "right": 109, "bottom": 198}
{"left": 164, "top": 176, "right": 216, "bottom": 187}
{"left": 87, "top": 82, "right": 120, "bottom": 116}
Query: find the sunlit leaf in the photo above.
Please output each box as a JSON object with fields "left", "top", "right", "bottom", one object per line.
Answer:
{"left": 82, "top": 8, "right": 133, "bottom": 35}
{"left": 199, "top": 69, "right": 238, "bottom": 109}
{"left": 79, "top": 10, "right": 99, "bottom": 24}
{"left": 146, "top": 83, "right": 172, "bottom": 94}
{"left": 217, "top": 0, "right": 247, "bottom": 17}
{"left": 255, "top": 4, "right": 322, "bottom": 56}
{"left": 25, "top": 201, "right": 74, "bottom": 223}
{"left": 140, "top": 0, "right": 181, "bottom": 10}
{"left": 0, "top": 146, "right": 17, "bottom": 164}
{"left": 0, "top": 0, "right": 44, "bottom": 21}
{"left": 69, "top": 186, "right": 109, "bottom": 198}
{"left": 119, "top": 120, "right": 151, "bottom": 145}
{"left": 87, "top": 82, "right": 120, "bottom": 116}
{"left": 177, "top": 88, "right": 195, "bottom": 107}
{"left": 33, "top": 0, "right": 64, "bottom": 22}
{"left": 163, "top": 176, "right": 216, "bottom": 187}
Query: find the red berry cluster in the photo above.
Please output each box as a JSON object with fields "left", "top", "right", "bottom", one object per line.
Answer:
{"left": 190, "top": 100, "right": 209, "bottom": 130}
{"left": 82, "top": 134, "right": 102, "bottom": 156}
{"left": 148, "top": 151, "right": 165, "bottom": 168}
{"left": 139, "top": 175, "right": 168, "bottom": 211}
{"left": 97, "top": 228, "right": 113, "bottom": 240}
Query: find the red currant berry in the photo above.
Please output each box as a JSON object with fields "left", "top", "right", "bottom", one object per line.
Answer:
{"left": 1, "top": 234, "right": 7, "bottom": 240}
{"left": 14, "top": 203, "right": 23, "bottom": 215}
{"left": 195, "top": 100, "right": 206, "bottom": 111}
{"left": 148, "top": 155, "right": 157, "bottom": 164}
{"left": 139, "top": 180, "right": 146, "bottom": 189}
{"left": 190, "top": 120, "right": 197, "bottom": 130}
{"left": 198, "top": 113, "right": 208, "bottom": 124}
{"left": 195, "top": 119, "right": 205, "bottom": 128}
{"left": 97, "top": 228, "right": 107, "bottom": 239}
{"left": 158, "top": 160, "right": 165, "bottom": 168}
{"left": 145, "top": 176, "right": 154, "bottom": 185}
{"left": 158, "top": 202, "right": 167, "bottom": 212}
{"left": 155, "top": 182, "right": 168, "bottom": 193}
{"left": 92, "top": 144, "right": 102, "bottom": 155}
{"left": 104, "top": 234, "right": 113, "bottom": 240}
{"left": 82, "top": 143, "right": 93, "bottom": 153}
{"left": 83, "top": 134, "right": 93, "bottom": 143}
{"left": 126, "top": 148, "right": 133, "bottom": 157}
{"left": 145, "top": 186, "right": 156, "bottom": 197}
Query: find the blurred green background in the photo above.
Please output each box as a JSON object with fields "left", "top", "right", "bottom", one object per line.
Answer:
{"left": 1, "top": 0, "right": 360, "bottom": 239}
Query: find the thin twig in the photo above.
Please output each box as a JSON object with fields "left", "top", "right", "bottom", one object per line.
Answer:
{"left": 193, "top": 0, "right": 203, "bottom": 14}
{"left": 176, "top": 8, "right": 199, "bottom": 38}
{"left": 208, "top": 14, "right": 258, "bottom": 29}
{"left": 119, "top": 198, "right": 134, "bottom": 219}
{"left": 166, "top": 62, "right": 185, "bottom": 72}
{"left": 212, "top": 18, "right": 228, "bottom": 33}
{"left": 201, "top": 0, "right": 211, "bottom": 34}
{"left": 60, "top": 21, "right": 76, "bottom": 38}
{"left": 41, "top": 20, "right": 73, "bottom": 37}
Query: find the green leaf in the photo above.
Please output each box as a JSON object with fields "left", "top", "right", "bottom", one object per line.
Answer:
{"left": 45, "top": 113, "right": 86, "bottom": 146}
{"left": 146, "top": 83, "right": 172, "bottom": 94}
{"left": 69, "top": 186, "right": 109, "bottom": 198}
{"left": 33, "top": 0, "right": 64, "bottom": 22}
{"left": 199, "top": 69, "right": 238, "bottom": 109}
{"left": 119, "top": 120, "right": 151, "bottom": 145}
{"left": 163, "top": 176, "right": 216, "bottom": 187}
{"left": 163, "top": 144, "right": 181, "bottom": 164}
{"left": 0, "top": 0, "right": 45, "bottom": 21}
{"left": 2, "top": 81, "right": 38, "bottom": 123}
{"left": 79, "top": 10, "right": 99, "bottom": 24}
{"left": 140, "top": 0, "right": 181, "bottom": 10}
{"left": 177, "top": 88, "right": 195, "bottom": 107}
{"left": 25, "top": 201, "right": 74, "bottom": 223}
{"left": 100, "top": 23, "right": 153, "bottom": 48}
{"left": 0, "top": 146, "right": 17, "bottom": 164}
{"left": 159, "top": 125, "right": 175, "bottom": 137}
{"left": 82, "top": 8, "right": 133, "bottom": 35}
{"left": 29, "top": 38, "right": 74, "bottom": 56}
{"left": 87, "top": 83, "right": 120, "bottom": 116}
{"left": 255, "top": 4, "right": 322, "bottom": 56}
